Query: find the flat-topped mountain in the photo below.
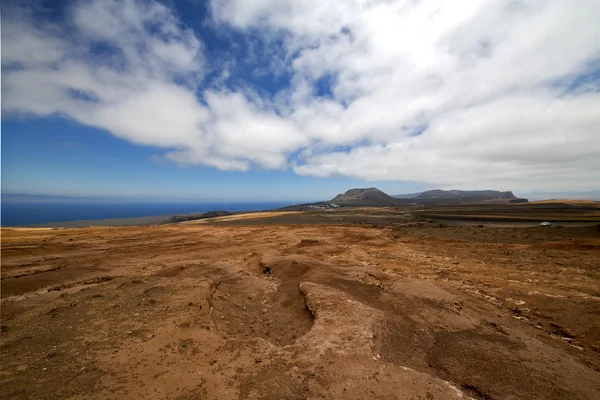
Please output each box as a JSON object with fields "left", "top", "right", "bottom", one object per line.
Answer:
{"left": 399, "top": 189, "right": 518, "bottom": 201}
{"left": 328, "top": 188, "right": 527, "bottom": 207}
{"left": 280, "top": 188, "right": 528, "bottom": 210}
{"left": 330, "top": 188, "right": 399, "bottom": 206}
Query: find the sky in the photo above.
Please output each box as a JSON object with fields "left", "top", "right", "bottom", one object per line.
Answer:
{"left": 2, "top": 0, "right": 600, "bottom": 201}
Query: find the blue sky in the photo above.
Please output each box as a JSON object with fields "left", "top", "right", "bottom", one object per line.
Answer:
{"left": 1, "top": 116, "right": 424, "bottom": 201}
{"left": 2, "top": 0, "right": 599, "bottom": 201}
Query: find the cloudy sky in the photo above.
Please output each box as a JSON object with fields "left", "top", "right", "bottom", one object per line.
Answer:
{"left": 2, "top": 0, "right": 599, "bottom": 201}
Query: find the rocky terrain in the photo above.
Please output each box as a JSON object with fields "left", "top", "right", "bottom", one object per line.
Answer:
{"left": 1, "top": 208, "right": 600, "bottom": 399}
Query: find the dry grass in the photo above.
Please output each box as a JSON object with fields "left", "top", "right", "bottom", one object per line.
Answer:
{"left": 529, "top": 199, "right": 600, "bottom": 205}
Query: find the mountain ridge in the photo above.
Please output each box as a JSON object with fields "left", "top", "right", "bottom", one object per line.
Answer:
{"left": 394, "top": 189, "right": 517, "bottom": 200}
{"left": 328, "top": 188, "right": 527, "bottom": 206}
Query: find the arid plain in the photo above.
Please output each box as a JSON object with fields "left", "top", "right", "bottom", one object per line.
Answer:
{"left": 2, "top": 205, "right": 600, "bottom": 399}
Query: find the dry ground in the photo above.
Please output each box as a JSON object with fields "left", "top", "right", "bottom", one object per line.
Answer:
{"left": 1, "top": 211, "right": 600, "bottom": 399}
{"left": 412, "top": 202, "right": 600, "bottom": 222}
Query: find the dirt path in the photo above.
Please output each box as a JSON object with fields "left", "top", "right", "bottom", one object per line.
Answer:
{"left": 1, "top": 221, "right": 599, "bottom": 399}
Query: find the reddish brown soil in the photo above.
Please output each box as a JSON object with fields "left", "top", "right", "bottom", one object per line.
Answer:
{"left": 1, "top": 213, "right": 599, "bottom": 399}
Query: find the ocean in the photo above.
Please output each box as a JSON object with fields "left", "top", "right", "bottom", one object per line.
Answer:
{"left": 1, "top": 195, "right": 294, "bottom": 226}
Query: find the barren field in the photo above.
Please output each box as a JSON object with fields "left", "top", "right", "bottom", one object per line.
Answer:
{"left": 412, "top": 202, "right": 600, "bottom": 222}
{"left": 2, "top": 209, "right": 600, "bottom": 399}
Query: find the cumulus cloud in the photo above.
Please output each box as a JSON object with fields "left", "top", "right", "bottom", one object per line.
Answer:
{"left": 1, "top": 0, "right": 299, "bottom": 170}
{"left": 3, "top": 0, "right": 600, "bottom": 190}
{"left": 295, "top": 91, "right": 600, "bottom": 190}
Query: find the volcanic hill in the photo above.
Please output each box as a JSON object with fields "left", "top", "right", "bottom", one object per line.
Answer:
{"left": 330, "top": 188, "right": 399, "bottom": 206}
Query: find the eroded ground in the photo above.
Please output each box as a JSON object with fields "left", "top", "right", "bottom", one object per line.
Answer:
{"left": 1, "top": 212, "right": 600, "bottom": 399}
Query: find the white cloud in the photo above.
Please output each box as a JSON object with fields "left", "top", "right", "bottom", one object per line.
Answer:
{"left": 294, "top": 91, "right": 600, "bottom": 191}
{"left": 2, "top": 0, "right": 298, "bottom": 171}
{"left": 2, "top": 0, "right": 600, "bottom": 191}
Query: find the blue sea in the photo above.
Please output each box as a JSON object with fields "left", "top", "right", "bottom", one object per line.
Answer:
{"left": 1, "top": 194, "right": 295, "bottom": 226}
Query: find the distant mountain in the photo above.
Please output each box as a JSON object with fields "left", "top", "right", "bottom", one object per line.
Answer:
{"left": 279, "top": 187, "right": 529, "bottom": 210}
{"left": 330, "top": 188, "right": 527, "bottom": 206}
{"left": 330, "top": 188, "right": 399, "bottom": 206}
{"left": 391, "top": 192, "right": 423, "bottom": 199}
{"left": 390, "top": 189, "right": 527, "bottom": 204}
{"left": 417, "top": 189, "right": 515, "bottom": 200}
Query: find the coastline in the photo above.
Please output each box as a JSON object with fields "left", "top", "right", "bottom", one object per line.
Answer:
{"left": 2, "top": 211, "right": 243, "bottom": 228}
{"left": 1, "top": 196, "right": 297, "bottom": 228}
